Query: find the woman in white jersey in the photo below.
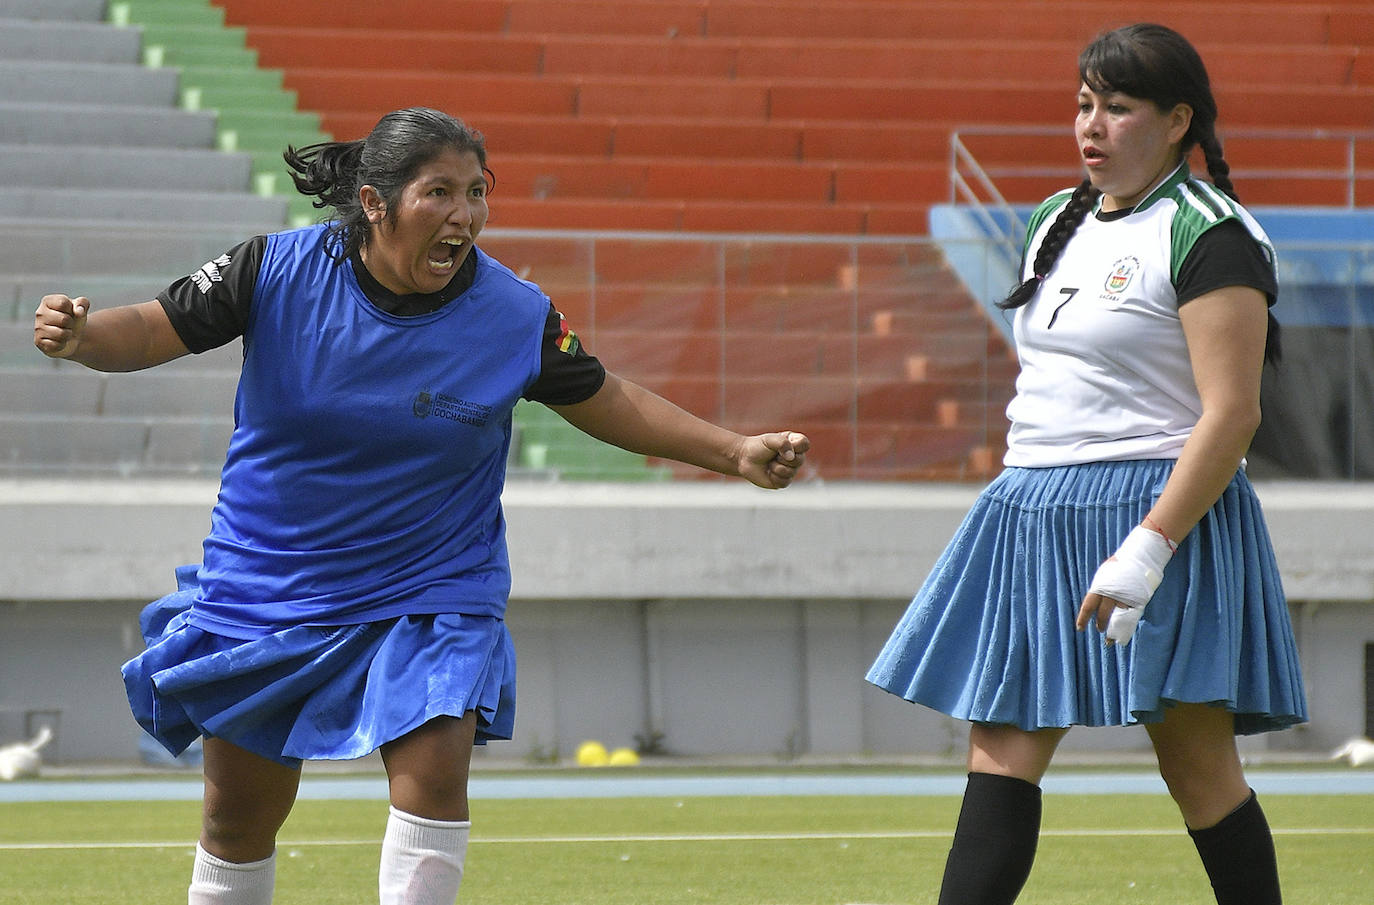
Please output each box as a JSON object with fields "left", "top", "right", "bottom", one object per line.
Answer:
{"left": 34, "top": 108, "right": 809, "bottom": 905}
{"left": 867, "top": 24, "right": 1305, "bottom": 905}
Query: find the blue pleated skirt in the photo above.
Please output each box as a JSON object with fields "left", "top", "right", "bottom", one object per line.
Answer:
{"left": 122, "top": 566, "right": 516, "bottom": 767}
{"left": 866, "top": 460, "right": 1307, "bottom": 735}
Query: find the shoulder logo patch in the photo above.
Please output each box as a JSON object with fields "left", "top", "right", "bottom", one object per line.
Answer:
{"left": 191, "top": 253, "right": 232, "bottom": 294}
{"left": 555, "top": 311, "right": 581, "bottom": 355}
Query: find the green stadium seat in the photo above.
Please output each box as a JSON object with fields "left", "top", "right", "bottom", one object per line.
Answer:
{"left": 107, "top": 0, "right": 225, "bottom": 29}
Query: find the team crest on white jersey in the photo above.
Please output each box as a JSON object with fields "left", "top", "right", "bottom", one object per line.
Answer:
{"left": 1103, "top": 256, "right": 1140, "bottom": 296}
{"left": 1099, "top": 255, "right": 1143, "bottom": 298}
{"left": 191, "top": 253, "right": 232, "bottom": 294}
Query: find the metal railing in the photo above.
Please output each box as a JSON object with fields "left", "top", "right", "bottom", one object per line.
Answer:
{"left": 947, "top": 131, "right": 1025, "bottom": 267}
{"left": 951, "top": 125, "right": 1374, "bottom": 211}
{"left": 944, "top": 126, "right": 1374, "bottom": 481}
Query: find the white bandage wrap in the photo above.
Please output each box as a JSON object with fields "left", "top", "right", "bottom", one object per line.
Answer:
{"left": 1087, "top": 525, "right": 1175, "bottom": 646}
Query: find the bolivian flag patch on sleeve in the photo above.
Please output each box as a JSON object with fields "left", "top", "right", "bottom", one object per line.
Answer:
{"left": 555, "top": 312, "right": 581, "bottom": 355}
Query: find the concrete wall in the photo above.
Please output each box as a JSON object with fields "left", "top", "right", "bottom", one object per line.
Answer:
{"left": 1, "top": 479, "right": 1370, "bottom": 764}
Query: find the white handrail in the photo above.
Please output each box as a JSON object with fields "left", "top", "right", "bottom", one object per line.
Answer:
{"left": 948, "top": 132, "right": 1025, "bottom": 264}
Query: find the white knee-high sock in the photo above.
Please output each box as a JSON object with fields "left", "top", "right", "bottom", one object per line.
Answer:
{"left": 379, "top": 806, "right": 471, "bottom": 905}
{"left": 188, "top": 843, "right": 276, "bottom": 905}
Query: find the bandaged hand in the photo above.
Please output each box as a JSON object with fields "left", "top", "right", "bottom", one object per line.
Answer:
{"left": 1084, "top": 525, "right": 1175, "bottom": 646}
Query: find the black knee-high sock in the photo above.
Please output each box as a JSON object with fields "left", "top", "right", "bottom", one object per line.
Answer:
{"left": 937, "top": 772, "right": 1043, "bottom": 905}
{"left": 1188, "top": 790, "right": 1282, "bottom": 905}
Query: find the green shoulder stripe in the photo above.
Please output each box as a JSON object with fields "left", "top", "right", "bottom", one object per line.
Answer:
{"left": 1020, "top": 188, "right": 1076, "bottom": 261}
{"left": 1169, "top": 178, "right": 1275, "bottom": 282}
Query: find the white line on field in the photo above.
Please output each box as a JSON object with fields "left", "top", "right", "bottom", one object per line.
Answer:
{"left": 0, "top": 826, "right": 1369, "bottom": 851}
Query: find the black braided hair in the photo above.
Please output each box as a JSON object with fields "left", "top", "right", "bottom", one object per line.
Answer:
{"left": 998, "top": 178, "right": 1100, "bottom": 310}
{"left": 283, "top": 107, "right": 493, "bottom": 263}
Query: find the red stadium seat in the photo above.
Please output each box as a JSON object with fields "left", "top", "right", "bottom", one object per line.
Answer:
{"left": 205, "top": 0, "right": 1373, "bottom": 480}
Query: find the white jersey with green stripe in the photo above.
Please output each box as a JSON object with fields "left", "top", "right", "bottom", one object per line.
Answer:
{"left": 1004, "top": 162, "right": 1276, "bottom": 467}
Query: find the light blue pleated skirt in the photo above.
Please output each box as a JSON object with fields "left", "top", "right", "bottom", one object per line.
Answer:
{"left": 866, "top": 460, "right": 1307, "bottom": 735}
{"left": 122, "top": 566, "right": 516, "bottom": 767}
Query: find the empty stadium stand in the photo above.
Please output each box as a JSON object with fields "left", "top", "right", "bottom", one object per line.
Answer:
{"left": 0, "top": 0, "right": 271, "bottom": 477}
{"left": 217, "top": 0, "right": 1374, "bottom": 480}
{"left": 205, "top": 0, "right": 1374, "bottom": 228}
{"left": 2, "top": 0, "right": 1370, "bottom": 480}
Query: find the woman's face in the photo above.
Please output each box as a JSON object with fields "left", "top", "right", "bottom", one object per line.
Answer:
{"left": 1077, "top": 83, "right": 1191, "bottom": 212}
{"left": 360, "top": 147, "right": 489, "bottom": 295}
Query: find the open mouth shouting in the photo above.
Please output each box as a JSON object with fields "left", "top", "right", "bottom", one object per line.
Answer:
{"left": 428, "top": 237, "right": 467, "bottom": 275}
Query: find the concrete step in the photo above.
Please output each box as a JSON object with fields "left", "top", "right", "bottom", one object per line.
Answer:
{"left": 0, "top": 101, "right": 217, "bottom": 149}
{"left": 0, "top": 59, "right": 180, "bottom": 107}
{"left": 0, "top": 412, "right": 231, "bottom": 476}
{"left": 0, "top": 221, "right": 263, "bottom": 275}
{"left": 0, "top": 0, "right": 106, "bottom": 21}
{"left": 0, "top": 17, "right": 141, "bottom": 63}
{"left": 0, "top": 186, "right": 287, "bottom": 226}
{"left": 0, "top": 143, "right": 253, "bottom": 192}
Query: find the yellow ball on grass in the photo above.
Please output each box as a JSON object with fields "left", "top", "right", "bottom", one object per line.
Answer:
{"left": 608, "top": 747, "right": 641, "bottom": 767}
{"left": 575, "top": 740, "right": 609, "bottom": 767}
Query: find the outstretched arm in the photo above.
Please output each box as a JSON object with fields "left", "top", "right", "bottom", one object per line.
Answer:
{"left": 34, "top": 296, "right": 190, "bottom": 372}
{"left": 548, "top": 371, "right": 809, "bottom": 489}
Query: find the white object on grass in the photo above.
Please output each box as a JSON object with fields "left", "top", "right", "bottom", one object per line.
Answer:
{"left": 1330, "top": 737, "right": 1374, "bottom": 767}
{"left": 0, "top": 725, "right": 53, "bottom": 781}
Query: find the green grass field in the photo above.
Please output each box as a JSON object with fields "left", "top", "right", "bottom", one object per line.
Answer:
{"left": 1, "top": 784, "right": 1369, "bottom": 904}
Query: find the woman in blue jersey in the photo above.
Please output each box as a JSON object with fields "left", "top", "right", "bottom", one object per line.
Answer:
{"left": 866, "top": 25, "right": 1304, "bottom": 905}
{"left": 33, "top": 107, "right": 808, "bottom": 905}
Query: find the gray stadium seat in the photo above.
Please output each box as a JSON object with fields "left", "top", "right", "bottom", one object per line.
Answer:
{"left": 0, "top": 414, "right": 149, "bottom": 474}
{"left": 0, "top": 224, "right": 260, "bottom": 276}
{"left": 0, "top": 59, "right": 179, "bottom": 107}
{"left": 0, "top": 367, "right": 104, "bottom": 415}
{"left": 0, "top": 186, "right": 287, "bottom": 225}
{"left": 0, "top": 3, "right": 284, "bottom": 476}
{"left": 0, "top": 144, "right": 254, "bottom": 193}
{"left": 100, "top": 371, "right": 238, "bottom": 418}
{"left": 0, "top": 412, "right": 234, "bottom": 476}
{"left": 143, "top": 417, "right": 233, "bottom": 474}
{"left": 0, "top": 101, "right": 218, "bottom": 148}
{"left": 0, "top": 17, "right": 141, "bottom": 62}
{"left": 0, "top": 0, "right": 106, "bottom": 22}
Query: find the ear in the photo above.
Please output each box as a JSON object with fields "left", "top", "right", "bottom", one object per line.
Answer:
{"left": 1168, "top": 103, "right": 1194, "bottom": 145}
{"left": 359, "top": 185, "right": 386, "bottom": 224}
